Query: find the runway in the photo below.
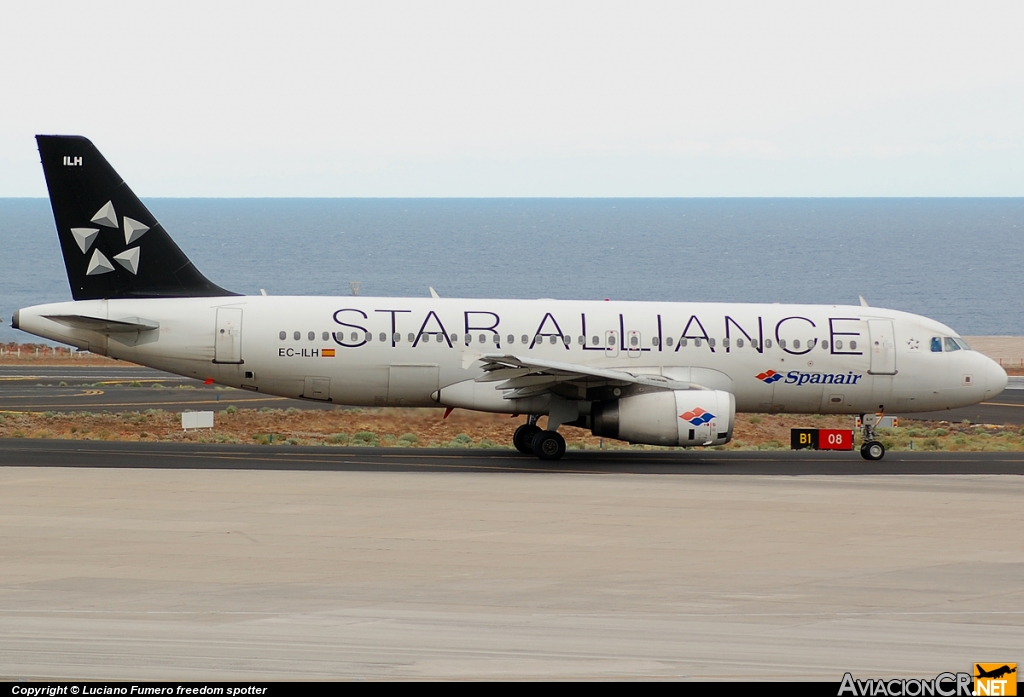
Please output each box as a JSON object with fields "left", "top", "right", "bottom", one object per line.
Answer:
{"left": 4, "top": 438, "right": 1024, "bottom": 475}
{"left": 0, "top": 446, "right": 1020, "bottom": 680}
{"left": 2, "top": 372, "right": 1023, "bottom": 678}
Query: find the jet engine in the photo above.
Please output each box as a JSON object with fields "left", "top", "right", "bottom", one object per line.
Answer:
{"left": 591, "top": 390, "right": 735, "bottom": 447}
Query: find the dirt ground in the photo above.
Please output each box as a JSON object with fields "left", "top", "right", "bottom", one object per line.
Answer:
{"left": 2, "top": 405, "right": 1021, "bottom": 452}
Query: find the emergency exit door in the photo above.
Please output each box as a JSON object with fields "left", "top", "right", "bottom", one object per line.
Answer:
{"left": 214, "top": 307, "right": 243, "bottom": 364}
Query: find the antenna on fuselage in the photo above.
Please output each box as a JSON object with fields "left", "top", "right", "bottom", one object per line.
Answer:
{"left": 859, "top": 295, "right": 870, "bottom": 307}
{"left": 349, "top": 281, "right": 361, "bottom": 296}
{"left": 429, "top": 287, "right": 440, "bottom": 298}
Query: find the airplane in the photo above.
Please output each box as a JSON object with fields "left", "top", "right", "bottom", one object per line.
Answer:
{"left": 12, "top": 136, "right": 1008, "bottom": 461}
{"left": 975, "top": 665, "right": 1016, "bottom": 680}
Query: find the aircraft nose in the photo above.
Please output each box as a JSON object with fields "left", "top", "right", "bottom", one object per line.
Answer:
{"left": 983, "top": 357, "right": 1008, "bottom": 399}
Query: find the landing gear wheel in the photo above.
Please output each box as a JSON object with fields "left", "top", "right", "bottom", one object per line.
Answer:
{"left": 532, "top": 431, "right": 566, "bottom": 461}
{"left": 860, "top": 440, "right": 885, "bottom": 461}
{"left": 513, "top": 424, "right": 542, "bottom": 454}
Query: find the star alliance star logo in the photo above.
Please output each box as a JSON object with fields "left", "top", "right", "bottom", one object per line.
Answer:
{"left": 70, "top": 200, "right": 147, "bottom": 276}
{"left": 907, "top": 338, "right": 920, "bottom": 350}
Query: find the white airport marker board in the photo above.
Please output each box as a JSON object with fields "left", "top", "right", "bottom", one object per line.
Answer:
{"left": 182, "top": 411, "right": 214, "bottom": 430}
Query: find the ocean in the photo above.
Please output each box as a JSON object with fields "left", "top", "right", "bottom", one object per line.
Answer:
{"left": 1, "top": 198, "right": 1022, "bottom": 344}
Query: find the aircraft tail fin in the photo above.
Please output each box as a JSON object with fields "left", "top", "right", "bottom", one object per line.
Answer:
{"left": 35, "top": 135, "right": 237, "bottom": 300}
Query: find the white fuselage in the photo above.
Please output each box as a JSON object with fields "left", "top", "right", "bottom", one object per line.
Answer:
{"left": 14, "top": 296, "right": 1007, "bottom": 417}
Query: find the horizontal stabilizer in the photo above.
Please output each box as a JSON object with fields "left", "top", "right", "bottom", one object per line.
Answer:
{"left": 43, "top": 314, "right": 159, "bottom": 334}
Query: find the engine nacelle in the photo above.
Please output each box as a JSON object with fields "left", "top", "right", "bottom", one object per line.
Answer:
{"left": 591, "top": 390, "right": 735, "bottom": 447}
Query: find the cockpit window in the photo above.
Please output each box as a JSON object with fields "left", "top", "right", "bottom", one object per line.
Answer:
{"left": 944, "top": 337, "right": 961, "bottom": 352}
{"left": 931, "top": 337, "right": 942, "bottom": 352}
{"left": 954, "top": 337, "right": 971, "bottom": 350}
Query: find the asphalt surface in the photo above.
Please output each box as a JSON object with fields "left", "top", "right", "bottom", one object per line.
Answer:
{"left": 0, "top": 365, "right": 324, "bottom": 412}
{"left": 3, "top": 438, "right": 1024, "bottom": 474}
{"left": 2, "top": 365, "right": 1023, "bottom": 424}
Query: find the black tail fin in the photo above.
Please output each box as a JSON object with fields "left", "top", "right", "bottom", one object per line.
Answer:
{"left": 36, "top": 135, "right": 237, "bottom": 300}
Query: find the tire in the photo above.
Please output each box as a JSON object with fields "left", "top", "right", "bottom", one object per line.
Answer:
{"left": 860, "top": 440, "right": 885, "bottom": 461}
{"left": 513, "top": 424, "right": 541, "bottom": 454}
{"left": 532, "top": 430, "right": 566, "bottom": 461}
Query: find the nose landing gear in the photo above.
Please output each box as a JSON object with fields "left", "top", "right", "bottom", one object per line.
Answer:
{"left": 859, "top": 411, "right": 886, "bottom": 461}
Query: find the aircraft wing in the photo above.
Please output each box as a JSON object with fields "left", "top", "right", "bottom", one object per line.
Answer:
{"left": 473, "top": 353, "right": 696, "bottom": 399}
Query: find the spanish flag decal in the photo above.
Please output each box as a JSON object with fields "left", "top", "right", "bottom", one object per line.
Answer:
{"left": 322, "top": 348, "right": 336, "bottom": 357}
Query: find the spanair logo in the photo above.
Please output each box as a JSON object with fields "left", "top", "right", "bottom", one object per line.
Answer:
{"left": 679, "top": 407, "right": 715, "bottom": 426}
{"left": 757, "top": 369, "right": 864, "bottom": 386}
{"left": 975, "top": 663, "right": 1016, "bottom": 696}
{"left": 69, "top": 200, "right": 148, "bottom": 277}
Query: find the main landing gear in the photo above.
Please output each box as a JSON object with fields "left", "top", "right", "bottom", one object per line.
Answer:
{"left": 513, "top": 416, "right": 567, "bottom": 461}
{"left": 859, "top": 412, "right": 886, "bottom": 461}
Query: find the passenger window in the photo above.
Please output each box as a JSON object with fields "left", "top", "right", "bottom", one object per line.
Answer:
{"left": 680, "top": 338, "right": 687, "bottom": 347}
{"left": 493, "top": 335, "right": 500, "bottom": 344}
{"left": 579, "top": 336, "right": 585, "bottom": 345}
{"left": 365, "top": 332, "right": 372, "bottom": 342}
{"left": 522, "top": 335, "right": 529, "bottom": 344}
{"left": 450, "top": 334, "right": 457, "bottom": 343}
{"left": 765, "top": 339, "right": 772, "bottom": 348}
{"left": 508, "top": 335, "right": 515, "bottom": 344}
{"left": 630, "top": 335, "right": 638, "bottom": 347}
{"left": 694, "top": 338, "right": 702, "bottom": 347}
{"left": 279, "top": 331, "right": 286, "bottom": 340}
{"left": 944, "top": 337, "right": 961, "bottom": 352}
{"left": 607, "top": 335, "right": 614, "bottom": 346}
{"left": 293, "top": 331, "right": 300, "bottom": 340}
{"left": 380, "top": 332, "right": 387, "bottom": 342}
{"left": 308, "top": 331, "right": 315, "bottom": 341}
{"left": 563, "top": 336, "right": 571, "bottom": 346}
{"left": 821, "top": 340, "right": 828, "bottom": 349}
{"left": 653, "top": 336, "right": 660, "bottom": 347}
{"left": 835, "top": 340, "right": 843, "bottom": 349}
{"left": 736, "top": 338, "right": 743, "bottom": 348}
{"left": 322, "top": 331, "right": 329, "bottom": 341}
{"left": 779, "top": 339, "right": 786, "bottom": 348}
{"left": 723, "top": 338, "right": 730, "bottom": 348}
{"left": 793, "top": 339, "right": 800, "bottom": 349}
{"left": 393, "top": 332, "right": 401, "bottom": 343}
{"left": 751, "top": 339, "right": 759, "bottom": 349}
{"left": 479, "top": 334, "right": 486, "bottom": 343}
{"left": 591, "top": 336, "right": 599, "bottom": 345}
{"left": 350, "top": 332, "right": 357, "bottom": 342}
{"left": 708, "top": 338, "right": 715, "bottom": 348}
{"left": 849, "top": 340, "right": 857, "bottom": 350}
{"left": 550, "top": 335, "right": 558, "bottom": 345}
{"left": 666, "top": 337, "right": 674, "bottom": 347}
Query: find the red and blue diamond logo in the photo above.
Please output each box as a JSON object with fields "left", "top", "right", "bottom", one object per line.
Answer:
{"left": 756, "top": 369, "right": 784, "bottom": 384}
{"left": 679, "top": 407, "right": 716, "bottom": 426}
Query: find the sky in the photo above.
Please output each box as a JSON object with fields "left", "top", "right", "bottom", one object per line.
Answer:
{"left": 1, "top": 1, "right": 1022, "bottom": 197}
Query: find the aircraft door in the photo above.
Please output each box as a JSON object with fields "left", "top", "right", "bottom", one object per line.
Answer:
{"left": 604, "top": 330, "right": 619, "bottom": 357}
{"left": 303, "top": 376, "right": 331, "bottom": 400}
{"left": 868, "top": 320, "right": 896, "bottom": 375}
{"left": 214, "top": 307, "right": 243, "bottom": 364}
